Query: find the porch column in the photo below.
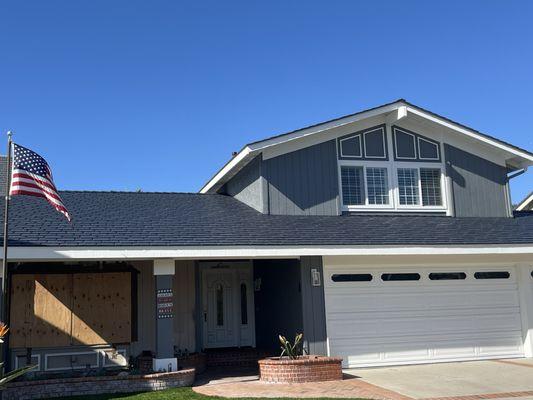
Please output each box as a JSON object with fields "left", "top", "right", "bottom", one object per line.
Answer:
{"left": 300, "top": 256, "right": 327, "bottom": 356}
{"left": 153, "top": 259, "right": 177, "bottom": 372}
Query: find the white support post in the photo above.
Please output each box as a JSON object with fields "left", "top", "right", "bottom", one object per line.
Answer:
{"left": 517, "top": 263, "right": 533, "bottom": 357}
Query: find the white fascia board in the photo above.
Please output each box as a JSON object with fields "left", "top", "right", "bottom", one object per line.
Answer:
{"left": 199, "top": 146, "right": 253, "bottom": 193}
{"left": 200, "top": 102, "right": 404, "bottom": 192}
{"left": 248, "top": 103, "right": 401, "bottom": 152}
{"left": 6, "top": 244, "right": 533, "bottom": 261}
{"left": 516, "top": 192, "right": 533, "bottom": 211}
{"left": 406, "top": 106, "right": 533, "bottom": 164}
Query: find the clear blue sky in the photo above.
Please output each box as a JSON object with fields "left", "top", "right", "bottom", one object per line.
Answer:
{"left": 0, "top": 1, "right": 532, "bottom": 203}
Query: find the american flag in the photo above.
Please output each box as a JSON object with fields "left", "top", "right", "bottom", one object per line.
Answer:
{"left": 9, "top": 143, "right": 71, "bottom": 221}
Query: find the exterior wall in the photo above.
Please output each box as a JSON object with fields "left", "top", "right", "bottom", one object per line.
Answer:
{"left": 222, "top": 155, "right": 267, "bottom": 213}
{"left": 173, "top": 260, "right": 196, "bottom": 353}
{"left": 253, "top": 259, "right": 303, "bottom": 352}
{"left": 264, "top": 140, "right": 340, "bottom": 216}
{"left": 130, "top": 261, "right": 156, "bottom": 357}
{"left": 445, "top": 144, "right": 511, "bottom": 217}
{"left": 300, "top": 256, "right": 327, "bottom": 355}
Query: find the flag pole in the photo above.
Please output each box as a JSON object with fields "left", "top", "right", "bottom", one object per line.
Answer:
{"left": 1, "top": 131, "right": 12, "bottom": 323}
{"left": 0, "top": 131, "right": 12, "bottom": 376}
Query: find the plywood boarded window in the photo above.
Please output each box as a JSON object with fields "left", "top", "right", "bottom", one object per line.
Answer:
{"left": 10, "top": 272, "right": 132, "bottom": 348}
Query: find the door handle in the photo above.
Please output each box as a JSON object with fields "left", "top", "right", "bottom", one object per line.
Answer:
{"left": 204, "top": 312, "right": 207, "bottom": 322}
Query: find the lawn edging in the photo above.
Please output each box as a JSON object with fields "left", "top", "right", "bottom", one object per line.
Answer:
{"left": 2, "top": 368, "right": 195, "bottom": 400}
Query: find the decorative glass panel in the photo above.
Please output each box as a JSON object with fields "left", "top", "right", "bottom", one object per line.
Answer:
{"left": 240, "top": 283, "right": 248, "bottom": 325}
{"left": 418, "top": 137, "right": 440, "bottom": 160}
{"left": 366, "top": 167, "right": 389, "bottom": 205}
{"left": 364, "top": 128, "right": 386, "bottom": 158}
{"left": 340, "top": 135, "right": 362, "bottom": 157}
{"left": 341, "top": 166, "right": 364, "bottom": 205}
{"left": 420, "top": 168, "right": 442, "bottom": 206}
{"left": 397, "top": 168, "right": 419, "bottom": 205}
{"left": 216, "top": 284, "right": 224, "bottom": 326}
{"left": 394, "top": 129, "right": 416, "bottom": 159}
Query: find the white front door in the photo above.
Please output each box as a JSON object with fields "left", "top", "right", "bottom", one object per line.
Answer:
{"left": 201, "top": 262, "right": 255, "bottom": 349}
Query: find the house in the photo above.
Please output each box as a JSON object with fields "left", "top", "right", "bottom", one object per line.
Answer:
{"left": 516, "top": 191, "right": 533, "bottom": 211}
{"left": 3, "top": 99, "right": 533, "bottom": 373}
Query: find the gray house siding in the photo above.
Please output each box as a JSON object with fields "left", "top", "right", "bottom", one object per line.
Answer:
{"left": 264, "top": 140, "right": 340, "bottom": 216}
{"left": 300, "top": 256, "right": 327, "bottom": 356}
{"left": 445, "top": 144, "right": 510, "bottom": 217}
{"left": 222, "top": 155, "right": 267, "bottom": 213}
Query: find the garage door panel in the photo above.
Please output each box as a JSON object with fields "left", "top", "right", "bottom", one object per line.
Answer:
{"left": 326, "top": 290, "right": 519, "bottom": 313}
{"left": 324, "top": 265, "right": 524, "bottom": 367}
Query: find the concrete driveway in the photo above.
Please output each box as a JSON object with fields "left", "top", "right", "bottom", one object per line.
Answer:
{"left": 346, "top": 359, "right": 533, "bottom": 400}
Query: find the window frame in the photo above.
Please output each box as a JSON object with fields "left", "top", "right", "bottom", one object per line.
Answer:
{"left": 393, "top": 162, "right": 447, "bottom": 212}
{"left": 339, "top": 160, "right": 447, "bottom": 212}
{"left": 338, "top": 160, "right": 394, "bottom": 211}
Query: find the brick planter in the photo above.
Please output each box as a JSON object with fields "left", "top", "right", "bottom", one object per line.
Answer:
{"left": 258, "top": 356, "right": 343, "bottom": 383}
{"left": 2, "top": 368, "right": 195, "bottom": 400}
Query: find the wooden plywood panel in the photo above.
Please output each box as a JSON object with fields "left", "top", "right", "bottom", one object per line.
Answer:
{"left": 71, "top": 272, "right": 131, "bottom": 345}
{"left": 10, "top": 274, "right": 72, "bottom": 348}
{"left": 173, "top": 260, "right": 196, "bottom": 351}
{"left": 10, "top": 275, "right": 34, "bottom": 348}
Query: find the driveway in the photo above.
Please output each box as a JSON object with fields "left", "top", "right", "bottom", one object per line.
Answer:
{"left": 346, "top": 359, "right": 533, "bottom": 400}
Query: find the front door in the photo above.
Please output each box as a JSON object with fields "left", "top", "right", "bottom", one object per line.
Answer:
{"left": 201, "top": 262, "right": 255, "bottom": 349}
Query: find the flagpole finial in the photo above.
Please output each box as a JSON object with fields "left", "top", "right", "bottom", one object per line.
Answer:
{"left": 6, "top": 131, "right": 12, "bottom": 140}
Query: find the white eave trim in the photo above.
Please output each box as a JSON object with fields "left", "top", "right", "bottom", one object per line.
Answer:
{"left": 200, "top": 101, "right": 533, "bottom": 193}
{"left": 199, "top": 146, "right": 252, "bottom": 193}
{"left": 516, "top": 192, "right": 533, "bottom": 211}
{"left": 406, "top": 106, "right": 533, "bottom": 163}
{"left": 5, "top": 244, "right": 533, "bottom": 261}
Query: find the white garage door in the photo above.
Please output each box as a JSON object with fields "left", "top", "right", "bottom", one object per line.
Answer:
{"left": 324, "top": 266, "right": 524, "bottom": 368}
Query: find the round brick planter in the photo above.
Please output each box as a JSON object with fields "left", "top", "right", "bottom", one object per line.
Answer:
{"left": 258, "top": 356, "right": 343, "bottom": 383}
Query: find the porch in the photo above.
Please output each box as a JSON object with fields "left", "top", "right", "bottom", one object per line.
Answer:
{"left": 6, "top": 256, "right": 325, "bottom": 375}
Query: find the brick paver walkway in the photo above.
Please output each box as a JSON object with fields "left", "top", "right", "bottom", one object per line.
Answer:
{"left": 193, "top": 373, "right": 411, "bottom": 399}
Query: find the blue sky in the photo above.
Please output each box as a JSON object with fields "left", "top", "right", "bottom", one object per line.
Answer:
{"left": 0, "top": 1, "right": 532, "bottom": 203}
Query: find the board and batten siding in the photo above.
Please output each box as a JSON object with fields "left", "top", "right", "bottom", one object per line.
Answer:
{"left": 445, "top": 144, "right": 511, "bottom": 217}
{"left": 264, "top": 140, "right": 340, "bottom": 216}
{"left": 223, "top": 155, "right": 268, "bottom": 213}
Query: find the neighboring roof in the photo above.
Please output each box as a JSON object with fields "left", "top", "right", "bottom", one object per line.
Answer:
{"left": 4, "top": 191, "right": 533, "bottom": 247}
{"left": 516, "top": 191, "right": 533, "bottom": 211}
{"left": 200, "top": 99, "right": 533, "bottom": 193}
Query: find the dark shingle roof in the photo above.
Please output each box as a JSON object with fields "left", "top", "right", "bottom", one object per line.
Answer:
{"left": 3, "top": 191, "right": 533, "bottom": 247}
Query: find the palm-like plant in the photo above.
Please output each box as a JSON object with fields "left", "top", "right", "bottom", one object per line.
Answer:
{"left": 0, "top": 323, "right": 37, "bottom": 388}
{"left": 279, "top": 333, "right": 303, "bottom": 360}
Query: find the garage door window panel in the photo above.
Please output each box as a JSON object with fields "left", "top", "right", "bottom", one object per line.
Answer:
{"left": 474, "top": 271, "right": 510, "bottom": 280}
{"left": 429, "top": 272, "right": 467, "bottom": 280}
{"left": 332, "top": 273, "right": 373, "bottom": 282}
{"left": 381, "top": 273, "right": 421, "bottom": 281}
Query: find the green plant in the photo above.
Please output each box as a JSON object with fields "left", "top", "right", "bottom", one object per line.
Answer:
{"left": 0, "top": 323, "right": 37, "bottom": 388}
{"left": 278, "top": 333, "right": 303, "bottom": 360}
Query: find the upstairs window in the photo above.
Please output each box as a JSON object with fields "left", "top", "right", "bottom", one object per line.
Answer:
{"left": 341, "top": 166, "right": 365, "bottom": 205}
{"left": 397, "top": 167, "right": 443, "bottom": 208}
{"left": 397, "top": 168, "right": 419, "bottom": 205}
{"left": 341, "top": 165, "right": 391, "bottom": 207}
